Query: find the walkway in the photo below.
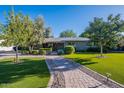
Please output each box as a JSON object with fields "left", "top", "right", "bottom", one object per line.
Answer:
{"left": 46, "top": 55, "right": 109, "bottom": 88}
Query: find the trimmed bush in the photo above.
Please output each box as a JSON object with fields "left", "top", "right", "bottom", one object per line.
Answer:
{"left": 57, "top": 49, "right": 64, "bottom": 55}
{"left": 32, "top": 50, "right": 39, "bottom": 55}
{"left": 64, "top": 45, "right": 75, "bottom": 54}
{"left": 23, "top": 50, "right": 29, "bottom": 54}
{"left": 40, "top": 48, "right": 52, "bottom": 54}
{"left": 19, "top": 50, "right": 29, "bottom": 54}
{"left": 40, "top": 50, "right": 46, "bottom": 55}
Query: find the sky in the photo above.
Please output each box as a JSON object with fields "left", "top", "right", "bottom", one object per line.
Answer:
{"left": 0, "top": 5, "right": 124, "bottom": 37}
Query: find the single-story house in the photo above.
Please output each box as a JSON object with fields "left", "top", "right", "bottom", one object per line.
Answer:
{"left": 0, "top": 37, "right": 90, "bottom": 52}
{"left": 43, "top": 37, "right": 90, "bottom": 51}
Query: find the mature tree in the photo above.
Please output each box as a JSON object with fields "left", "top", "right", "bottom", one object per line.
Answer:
{"left": 21, "top": 15, "right": 34, "bottom": 52}
{"left": 44, "top": 27, "right": 53, "bottom": 38}
{"left": 33, "top": 16, "right": 45, "bottom": 49}
{"left": 18, "top": 15, "right": 45, "bottom": 53}
{"left": 0, "top": 9, "right": 26, "bottom": 63}
{"left": 59, "top": 30, "right": 77, "bottom": 37}
{"left": 0, "top": 10, "right": 45, "bottom": 62}
{"left": 118, "top": 36, "right": 124, "bottom": 48}
{"left": 80, "top": 14, "right": 124, "bottom": 57}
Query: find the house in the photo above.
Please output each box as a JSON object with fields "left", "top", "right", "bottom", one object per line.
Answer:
{"left": 43, "top": 37, "right": 90, "bottom": 51}
{"left": 0, "top": 37, "right": 90, "bottom": 52}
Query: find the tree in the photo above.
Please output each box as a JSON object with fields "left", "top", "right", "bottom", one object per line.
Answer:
{"left": 21, "top": 15, "right": 34, "bottom": 52}
{"left": 0, "top": 10, "right": 45, "bottom": 62}
{"left": 19, "top": 15, "right": 45, "bottom": 53}
{"left": 0, "top": 9, "right": 26, "bottom": 63}
{"left": 44, "top": 27, "right": 53, "bottom": 38}
{"left": 33, "top": 16, "right": 45, "bottom": 49}
{"left": 80, "top": 14, "right": 124, "bottom": 57}
{"left": 59, "top": 30, "right": 77, "bottom": 37}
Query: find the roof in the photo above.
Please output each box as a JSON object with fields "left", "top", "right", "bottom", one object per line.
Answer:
{"left": 44, "top": 37, "right": 90, "bottom": 43}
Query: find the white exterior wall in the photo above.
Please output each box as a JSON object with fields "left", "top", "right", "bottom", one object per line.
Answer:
{"left": 64, "top": 41, "right": 90, "bottom": 51}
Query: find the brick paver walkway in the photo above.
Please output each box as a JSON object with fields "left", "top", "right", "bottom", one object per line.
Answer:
{"left": 46, "top": 55, "right": 109, "bottom": 88}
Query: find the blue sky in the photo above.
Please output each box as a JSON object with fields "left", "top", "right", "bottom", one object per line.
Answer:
{"left": 0, "top": 5, "right": 124, "bottom": 37}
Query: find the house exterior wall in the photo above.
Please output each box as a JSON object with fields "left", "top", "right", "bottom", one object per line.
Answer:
{"left": 64, "top": 41, "right": 89, "bottom": 51}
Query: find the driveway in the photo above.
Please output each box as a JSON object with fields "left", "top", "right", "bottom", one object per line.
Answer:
{"left": 46, "top": 55, "right": 109, "bottom": 88}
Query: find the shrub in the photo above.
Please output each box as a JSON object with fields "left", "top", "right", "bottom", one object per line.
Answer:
{"left": 57, "top": 49, "right": 64, "bottom": 55}
{"left": 64, "top": 45, "right": 75, "bottom": 54}
{"left": 40, "top": 50, "right": 46, "bottom": 55}
{"left": 86, "top": 47, "right": 100, "bottom": 52}
{"left": 23, "top": 50, "right": 30, "bottom": 54}
{"left": 40, "top": 48, "right": 52, "bottom": 54}
{"left": 19, "top": 50, "right": 29, "bottom": 54}
{"left": 32, "top": 50, "right": 39, "bottom": 55}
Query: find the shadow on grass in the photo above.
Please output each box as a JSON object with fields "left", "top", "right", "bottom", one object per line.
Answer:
{"left": 68, "top": 58, "right": 98, "bottom": 65}
{"left": 0, "top": 58, "right": 49, "bottom": 85}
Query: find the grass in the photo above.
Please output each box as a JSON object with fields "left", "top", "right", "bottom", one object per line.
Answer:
{"left": 0, "top": 57, "right": 50, "bottom": 88}
{"left": 64, "top": 53, "right": 124, "bottom": 85}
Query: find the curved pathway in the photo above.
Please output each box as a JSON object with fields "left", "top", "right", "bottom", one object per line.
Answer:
{"left": 46, "top": 55, "right": 109, "bottom": 88}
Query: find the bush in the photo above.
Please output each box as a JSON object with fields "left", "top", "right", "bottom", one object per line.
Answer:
{"left": 86, "top": 47, "right": 100, "bottom": 52}
{"left": 32, "top": 50, "right": 39, "bottom": 55}
{"left": 64, "top": 45, "right": 75, "bottom": 54}
{"left": 57, "top": 49, "right": 64, "bottom": 55}
{"left": 40, "top": 50, "right": 46, "bottom": 55}
{"left": 40, "top": 48, "right": 52, "bottom": 54}
{"left": 19, "top": 50, "right": 29, "bottom": 54}
{"left": 23, "top": 50, "right": 30, "bottom": 54}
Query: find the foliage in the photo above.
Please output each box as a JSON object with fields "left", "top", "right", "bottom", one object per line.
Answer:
{"left": 20, "top": 50, "right": 30, "bottom": 55}
{"left": 64, "top": 45, "right": 75, "bottom": 54}
{"left": 57, "top": 49, "right": 64, "bottom": 55}
{"left": 59, "top": 30, "right": 77, "bottom": 37}
{"left": 31, "top": 50, "right": 39, "bottom": 55}
{"left": 44, "top": 27, "right": 53, "bottom": 38}
{"left": 80, "top": 14, "right": 124, "bottom": 56}
{"left": 86, "top": 47, "right": 100, "bottom": 52}
{"left": 40, "top": 48, "right": 52, "bottom": 54}
{"left": 40, "top": 50, "right": 46, "bottom": 55}
{"left": 0, "top": 9, "right": 45, "bottom": 62}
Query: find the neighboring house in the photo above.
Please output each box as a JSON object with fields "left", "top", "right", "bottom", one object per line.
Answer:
{"left": 43, "top": 37, "right": 90, "bottom": 51}
{"left": 0, "top": 40, "right": 14, "bottom": 52}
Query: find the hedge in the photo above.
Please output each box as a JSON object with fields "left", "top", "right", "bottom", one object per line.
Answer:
{"left": 64, "top": 45, "right": 75, "bottom": 54}
{"left": 39, "top": 48, "right": 52, "bottom": 54}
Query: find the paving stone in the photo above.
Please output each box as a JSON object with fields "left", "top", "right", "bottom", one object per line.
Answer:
{"left": 46, "top": 55, "right": 123, "bottom": 88}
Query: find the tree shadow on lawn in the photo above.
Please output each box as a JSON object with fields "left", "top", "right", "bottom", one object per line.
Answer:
{"left": 68, "top": 58, "right": 98, "bottom": 65}
{"left": 0, "top": 59, "right": 50, "bottom": 85}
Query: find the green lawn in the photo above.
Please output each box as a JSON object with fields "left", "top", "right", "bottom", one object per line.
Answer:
{"left": 64, "top": 53, "right": 124, "bottom": 85}
{"left": 0, "top": 57, "right": 50, "bottom": 88}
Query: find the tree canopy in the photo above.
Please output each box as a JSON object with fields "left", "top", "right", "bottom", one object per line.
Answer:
{"left": 59, "top": 30, "right": 77, "bottom": 38}
{"left": 0, "top": 9, "right": 45, "bottom": 62}
{"left": 80, "top": 14, "right": 124, "bottom": 56}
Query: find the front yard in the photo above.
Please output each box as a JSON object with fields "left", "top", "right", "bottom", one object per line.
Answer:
{"left": 64, "top": 53, "right": 124, "bottom": 85}
{"left": 0, "top": 57, "right": 50, "bottom": 88}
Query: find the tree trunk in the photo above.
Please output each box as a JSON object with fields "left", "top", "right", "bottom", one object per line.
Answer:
{"left": 29, "top": 46, "right": 33, "bottom": 54}
{"left": 15, "top": 45, "right": 19, "bottom": 63}
{"left": 29, "top": 46, "right": 32, "bottom": 54}
{"left": 100, "top": 44, "right": 103, "bottom": 57}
